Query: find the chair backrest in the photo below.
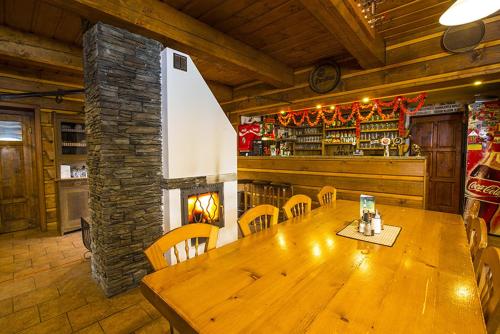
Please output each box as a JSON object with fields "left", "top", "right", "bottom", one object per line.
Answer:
{"left": 468, "top": 217, "right": 488, "bottom": 272}
{"left": 317, "top": 186, "right": 337, "bottom": 206}
{"left": 465, "top": 199, "right": 481, "bottom": 238}
{"left": 476, "top": 246, "right": 500, "bottom": 333}
{"left": 144, "top": 223, "right": 219, "bottom": 271}
{"left": 283, "top": 194, "right": 312, "bottom": 220}
{"left": 238, "top": 204, "right": 279, "bottom": 237}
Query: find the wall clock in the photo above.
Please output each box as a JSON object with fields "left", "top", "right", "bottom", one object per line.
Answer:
{"left": 309, "top": 61, "right": 341, "bottom": 94}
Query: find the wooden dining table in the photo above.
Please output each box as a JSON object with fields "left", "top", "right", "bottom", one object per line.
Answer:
{"left": 141, "top": 200, "right": 486, "bottom": 333}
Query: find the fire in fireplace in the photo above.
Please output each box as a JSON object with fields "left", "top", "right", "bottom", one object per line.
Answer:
{"left": 181, "top": 183, "right": 224, "bottom": 228}
{"left": 187, "top": 191, "right": 220, "bottom": 224}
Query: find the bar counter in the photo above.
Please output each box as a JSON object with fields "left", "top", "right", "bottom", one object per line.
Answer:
{"left": 238, "top": 155, "right": 427, "bottom": 209}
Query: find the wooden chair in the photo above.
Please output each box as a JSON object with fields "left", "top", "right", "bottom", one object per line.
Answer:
{"left": 283, "top": 194, "right": 312, "bottom": 220}
{"left": 238, "top": 204, "right": 279, "bottom": 237}
{"left": 465, "top": 199, "right": 481, "bottom": 240}
{"left": 476, "top": 246, "right": 500, "bottom": 333}
{"left": 317, "top": 185, "right": 337, "bottom": 206}
{"left": 468, "top": 217, "right": 488, "bottom": 273}
{"left": 144, "top": 223, "right": 219, "bottom": 271}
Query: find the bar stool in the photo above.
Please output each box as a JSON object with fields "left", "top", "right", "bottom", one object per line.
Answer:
{"left": 270, "top": 182, "right": 292, "bottom": 221}
{"left": 252, "top": 180, "right": 272, "bottom": 206}
{"left": 238, "top": 179, "right": 253, "bottom": 213}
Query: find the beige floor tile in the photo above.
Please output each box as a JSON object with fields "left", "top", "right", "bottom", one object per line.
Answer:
{"left": 0, "top": 277, "right": 36, "bottom": 299}
{"left": 67, "top": 297, "right": 120, "bottom": 331}
{"left": 0, "top": 271, "right": 13, "bottom": 283}
{"left": 99, "top": 305, "right": 152, "bottom": 334}
{"left": 140, "top": 300, "right": 162, "bottom": 320}
{"left": 13, "top": 286, "right": 60, "bottom": 312}
{"left": 19, "top": 314, "right": 72, "bottom": 334}
{"left": 38, "top": 291, "right": 87, "bottom": 321}
{"left": 14, "top": 263, "right": 51, "bottom": 279}
{"left": 108, "top": 288, "right": 144, "bottom": 310}
{"left": 50, "top": 254, "right": 85, "bottom": 269}
{"left": 0, "top": 256, "right": 13, "bottom": 265}
{"left": 0, "top": 297, "right": 13, "bottom": 317}
{"left": 0, "top": 259, "right": 32, "bottom": 273}
{"left": 30, "top": 252, "right": 65, "bottom": 267}
{"left": 34, "top": 261, "right": 90, "bottom": 289}
{"left": 0, "top": 306, "right": 40, "bottom": 333}
{"left": 134, "top": 317, "right": 170, "bottom": 334}
{"left": 75, "top": 323, "right": 105, "bottom": 334}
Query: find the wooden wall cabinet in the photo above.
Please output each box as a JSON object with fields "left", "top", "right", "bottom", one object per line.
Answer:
{"left": 57, "top": 179, "right": 89, "bottom": 235}
{"left": 55, "top": 114, "right": 89, "bottom": 235}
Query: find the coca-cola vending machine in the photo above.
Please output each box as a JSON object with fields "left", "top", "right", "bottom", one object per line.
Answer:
{"left": 464, "top": 101, "right": 500, "bottom": 235}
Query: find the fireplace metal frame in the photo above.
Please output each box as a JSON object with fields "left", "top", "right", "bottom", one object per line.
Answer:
{"left": 180, "top": 182, "right": 225, "bottom": 228}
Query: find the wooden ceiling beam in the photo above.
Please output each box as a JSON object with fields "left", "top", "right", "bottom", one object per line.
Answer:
{"left": 0, "top": 25, "right": 83, "bottom": 72}
{"left": 45, "top": 0, "right": 295, "bottom": 88}
{"left": 300, "top": 0, "right": 385, "bottom": 68}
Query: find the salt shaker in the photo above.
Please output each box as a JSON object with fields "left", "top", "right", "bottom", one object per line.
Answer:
{"left": 373, "top": 210, "right": 381, "bottom": 234}
{"left": 359, "top": 220, "right": 366, "bottom": 234}
{"left": 364, "top": 221, "right": 373, "bottom": 236}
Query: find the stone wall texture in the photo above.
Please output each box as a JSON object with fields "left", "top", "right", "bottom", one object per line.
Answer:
{"left": 83, "top": 22, "right": 163, "bottom": 296}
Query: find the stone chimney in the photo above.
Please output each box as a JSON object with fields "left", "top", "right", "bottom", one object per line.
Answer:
{"left": 83, "top": 22, "right": 163, "bottom": 296}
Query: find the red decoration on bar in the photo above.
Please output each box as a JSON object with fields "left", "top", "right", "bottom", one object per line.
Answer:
{"left": 277, "top": 93, "right": 427, "bottom": 127}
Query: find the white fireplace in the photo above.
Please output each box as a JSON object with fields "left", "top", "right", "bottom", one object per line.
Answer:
{"left": 160, "top": 48, "right": 238, "bottom": 263}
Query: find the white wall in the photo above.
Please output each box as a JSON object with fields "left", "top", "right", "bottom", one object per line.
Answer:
{"left": 161, "top": 48, "right": 237, "bottom": 179}
{"left": 160, "top": 48, "right": 238, "bottom": 263}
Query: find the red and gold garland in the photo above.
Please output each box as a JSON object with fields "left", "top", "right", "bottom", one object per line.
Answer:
{"left": 277, "top": 93, "right": 427, "bottom": 137}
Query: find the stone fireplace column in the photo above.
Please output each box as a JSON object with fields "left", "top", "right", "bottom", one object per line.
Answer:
{"left": 83, "top": 23, "right": 163, "bottom": 296}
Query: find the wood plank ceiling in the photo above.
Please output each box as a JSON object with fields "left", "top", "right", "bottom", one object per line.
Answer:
{"left": 0, "top": 0, "right": 486, "bottom": 101}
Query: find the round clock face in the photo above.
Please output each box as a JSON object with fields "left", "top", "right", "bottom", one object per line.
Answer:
{"left": 309, "top": 61, "right": 341, "bottom": 94}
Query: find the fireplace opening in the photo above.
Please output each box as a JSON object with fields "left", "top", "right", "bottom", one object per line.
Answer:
{"left": 181, "top": 183, "right": 224, "bottom": 228}
{"left": 187, "top": 191, "right": 220, "bottom": 224}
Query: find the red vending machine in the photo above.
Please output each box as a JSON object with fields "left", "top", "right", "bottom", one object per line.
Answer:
{"left": 464, "top": 101, "right": 500, "bottom": 235}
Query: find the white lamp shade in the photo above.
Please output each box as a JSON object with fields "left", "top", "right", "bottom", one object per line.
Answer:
{"left": 439, "top": 0, "right": 500, "bottom": 26}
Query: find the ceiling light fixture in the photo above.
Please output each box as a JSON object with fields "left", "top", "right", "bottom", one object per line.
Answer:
{"left": 439, "top": 0, "right": 500, "bottom": 26}
{"left": 474, "top": 80, "right": 483, "bottom": 86}
{"left": 362, "top": 97, "right": 370, "bottom": 103}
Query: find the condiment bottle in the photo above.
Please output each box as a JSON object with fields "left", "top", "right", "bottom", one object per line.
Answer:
{"left": 364, "top": 221, "right": 372, "bottom": 236}
{"left": 373, "top": 210, "right": 381, "bottom": 234}
{"left": 359, "top": 220, "right": 365, "bottom": 234}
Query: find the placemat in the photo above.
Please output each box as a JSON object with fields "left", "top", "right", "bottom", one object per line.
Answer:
{"left": 336, "top": 222, "right": 401, "bottom": 247}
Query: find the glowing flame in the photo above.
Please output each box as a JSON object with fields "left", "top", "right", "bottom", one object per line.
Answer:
{"left": 187, "top": 192, "right": 220, "bottom": 224}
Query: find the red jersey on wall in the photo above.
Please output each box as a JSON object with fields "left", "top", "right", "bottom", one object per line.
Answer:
{"left": 238, "top": 124, "right": 261, "bottom": 152}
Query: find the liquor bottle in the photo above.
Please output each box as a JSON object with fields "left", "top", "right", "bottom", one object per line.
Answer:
{"left": 464, "top": 146, "right": 500, "bottom": 234}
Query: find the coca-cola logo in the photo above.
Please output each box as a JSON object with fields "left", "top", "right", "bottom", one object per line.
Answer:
{"left": 466, "top": 177, "right": 500, "bottom": 204}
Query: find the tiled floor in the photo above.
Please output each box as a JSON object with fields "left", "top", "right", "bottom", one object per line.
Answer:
{"left": 0, "top": 228, "right": 170, "bottom": 334}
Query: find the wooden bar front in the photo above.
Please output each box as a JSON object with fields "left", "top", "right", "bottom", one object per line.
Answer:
{"left": 238, "top": 156, "right": 427, "bottom": 209}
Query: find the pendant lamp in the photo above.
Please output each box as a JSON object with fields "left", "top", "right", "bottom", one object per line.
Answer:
{"left": 439, "top": 0, "right": 500, "bottom": 26}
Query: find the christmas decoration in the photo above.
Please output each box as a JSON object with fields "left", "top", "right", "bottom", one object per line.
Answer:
{"left": 277, "top": 93, "right": 427, "bottom": 139}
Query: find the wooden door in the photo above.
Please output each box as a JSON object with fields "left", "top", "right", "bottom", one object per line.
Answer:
{"left": 0, "top": 112, "right": 38, "bottom": 233}
{"left": 411, "top": 113, "right": 464, "bottom": 213}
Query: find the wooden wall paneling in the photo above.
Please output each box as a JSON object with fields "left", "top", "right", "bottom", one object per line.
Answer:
{"left": 238, "top": 157, "right": 427, "bottom": 209}
{"left": 40, "top": 109, "right": 58, "bottom": 227}
{"left": 223, "top": 44, "right": 500, "bottom": 115}
{"left": 238, "top": 157, "right": 427, "bottom": 176}
{"left": 0, "top": 25, "right": 83, "bottom": 71}
{"left": 387, "top": 16, "right": 500, "bottom": 64}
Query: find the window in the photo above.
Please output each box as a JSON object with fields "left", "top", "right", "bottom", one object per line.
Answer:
{"left": 0, "top": 121, "right": 22, "bottom": 141}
